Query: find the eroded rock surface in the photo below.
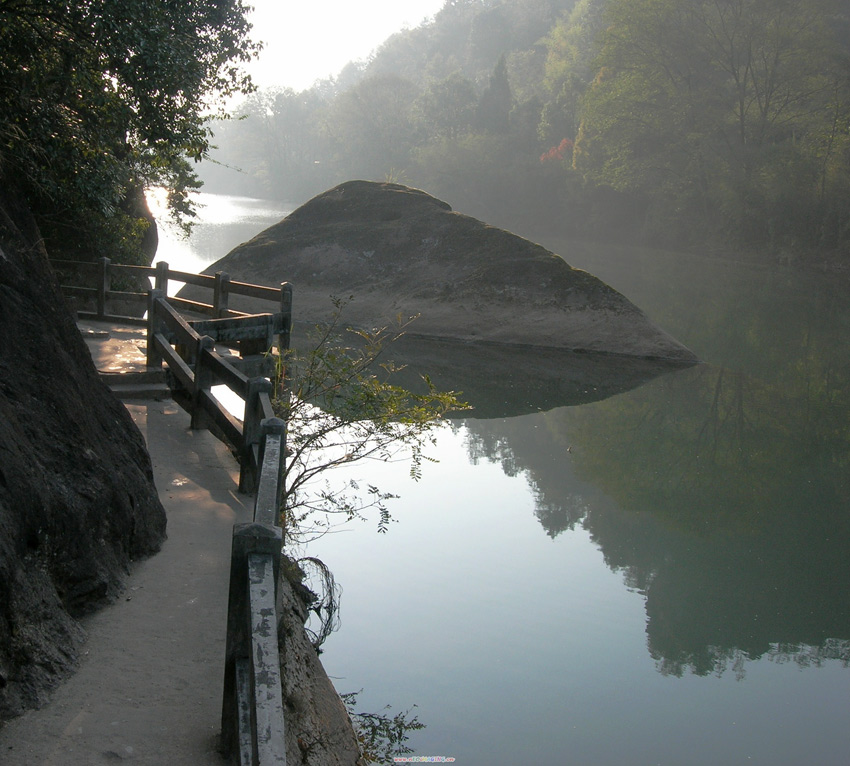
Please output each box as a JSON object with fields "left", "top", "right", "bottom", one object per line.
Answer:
{"left": 278, "top": 561, "right": 366, "bottom": 766}
{"left": 182, "top": 181, "right": 697, "bottom": 361}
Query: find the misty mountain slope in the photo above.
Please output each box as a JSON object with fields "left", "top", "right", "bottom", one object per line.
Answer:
{"left": 180, "top": 181, "right": 697, "bottom": 361}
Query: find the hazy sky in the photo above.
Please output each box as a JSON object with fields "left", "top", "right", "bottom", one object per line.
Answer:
{"left": 245, "top": 0, "right": 446, "bottom": 92}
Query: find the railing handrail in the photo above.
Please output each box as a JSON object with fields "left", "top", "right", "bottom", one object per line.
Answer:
{"left": 146, "top": 289, "right": 289, "bottom": 494}
{"left": 221, "top": 419, "right": 288, "bottom": 764}
{"left": 59, "top": 263, "right": 293, "bottom": 763}
{"left": 50, "top": 256, "right": 291, "bottom": 324}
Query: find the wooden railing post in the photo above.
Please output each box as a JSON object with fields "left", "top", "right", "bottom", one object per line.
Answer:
{"left": 154, "top": 260, "right": 169, "bottom": 294}
{"left": 97, "top": 257, "right": 110, "bottom": 319}
{"left": 221, "top": 522, "right": 284, "bottom": 764}
{"left": 146, "top": 289, "right": 165, "bottom": 368}
{"left": 240, "top": 377, "right": 273, "bottom": 493}
{"left": 278, "top": 282, "right": 293, "bottom": 353}
{"left": 255, "top": 418, "right": 287, "bottom": 528}
{"left": 191, "top": 335, "right": 215, "bottom": 430}
{"left": 214, "top": 271, "right": 231, "bottom": 318}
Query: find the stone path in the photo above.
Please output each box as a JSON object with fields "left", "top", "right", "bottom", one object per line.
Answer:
{"left": 0, "top": 326, "right": 253, "bottom": 764}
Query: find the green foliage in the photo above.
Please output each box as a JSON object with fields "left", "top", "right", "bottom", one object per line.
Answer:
{"left": 475, "top": 55, "right": 514, "bottom": 133}
{"left": 329, "top": 75, "right": 423, "bottom": 180}
{"left": 539, "top": 0, "right": 606, "bottom": 144}
{"left": 573, "top": 0, "right": 850, "bottom": 250}
{"left": 272, "top": 300, "right": 469, "bottom": 540}
{"left": 418, "top": 72, "right": 478, "bottom": 141}
{"left": 0, "top": 0, "right": 259, "bottom": 262}
{"left": 341, "top": 690, "right": 426, "bottom": 765}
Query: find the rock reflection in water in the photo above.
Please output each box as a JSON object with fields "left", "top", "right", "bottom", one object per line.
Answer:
{"left": 369, "top": 333, "right": 696, "bottom": 419}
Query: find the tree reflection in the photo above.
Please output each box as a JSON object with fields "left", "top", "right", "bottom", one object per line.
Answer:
{"left": 461, "top": 356, "right": 850, "bottom": 677}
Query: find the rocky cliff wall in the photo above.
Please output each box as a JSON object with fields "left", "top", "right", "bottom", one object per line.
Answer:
{"left": 0, "top": 193, "right": 167, "bottom": 719}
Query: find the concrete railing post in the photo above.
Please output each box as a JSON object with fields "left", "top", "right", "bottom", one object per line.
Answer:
{"left": 191, "top": 335, "right": 215, "bottom": 430}
{"left": 221, "top": 522, "right": 284, "bottom": 764}
{"left": 214, "top": 271, "right": 231, "bottom": 318}
{"left": 240, "top": 378, "right": 273, "bottom": 494}
{"left": 146, "top": 289, "right": 165, "bottom": 368}
{"left": 154, "top": 261, "right": 169, "bottom": 294}
{"left": 97, "top": 257, "right": 110, "bottom": 319}
{"left": 278, "top": 282, "right": 293, "bottom": 353}
{"left": 255, "top": 418, "right": 287, "bottom": 528}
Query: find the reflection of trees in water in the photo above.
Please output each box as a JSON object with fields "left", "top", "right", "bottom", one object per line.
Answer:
{"left": 459, "top": 355, "right": 850, "bottom": 677}
{"left": 462, "top": 415, "right": 590, "bottom": 537}
{"left": 656, "top": 640, "right": 850, "bottom": 681}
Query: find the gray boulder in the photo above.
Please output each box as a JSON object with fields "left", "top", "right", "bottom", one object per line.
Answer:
{"left": 182, "top": 181, "right": 697, "bottom": 362}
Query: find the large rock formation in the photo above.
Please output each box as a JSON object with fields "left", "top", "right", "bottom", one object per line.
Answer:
{"left": 182, "top": 181, "right": 697, "bottom": 362}
{"left": 0, "top": 193, "right": 167, "bottom": 719}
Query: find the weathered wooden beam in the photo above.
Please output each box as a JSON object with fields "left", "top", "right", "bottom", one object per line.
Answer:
{"left": 214, "top": 271, "right": 231, "bottom": 319}
{"left": 239, "top": 378, "right": 273, "bottom": 494}
{"left": 167, "top": 296, "right": 218, "bottom": 317}
{"left": 227, "top": 355, "right": 278, "bottom": 380}
{"left": 189, "top": 314, "right": 276, "bottom": 345}
{"left": 198, "top": 388, "right": 243, "bottom": 450}
{"left": 168, "top": 269, "right": 216, "bottom": 288}
{"left": 253, "top": 419, "right": 286, "bottom": 527}
{"left": 247, "top": 551, "right": 287, "bottom": 765}
{"left": 258, "top": 391, "right": 276, "bottom": 423}
{"left": 228, "top": 281, "right": 284, "bottom": 303}
{"left": 156, "top": 334, "right": 194, "bottom": 391}
{"left": 221, "top": 523, "right": 283, "bottom": 763}
{"left": 61, "top": 285, "right": 98, "bottom": 298}
{"left": 76, "top": 311, "right": 148, "bottom": 326}
{"left": 157, "top": 297, "right": 202, "bottom": 349}
{"left": 202, "top": 347, "right": 251, "bottom": 400}
{"left": 107, "top": 263, "right": 153, "bottom": 278}
{"left": 105, "top": 290, "right": 147, "bottom": 305}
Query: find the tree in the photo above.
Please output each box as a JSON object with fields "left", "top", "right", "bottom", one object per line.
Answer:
{"left": 0, "top": 0, "right": 259, "bottom": 262}
{"left": 573, "top": 0, "right": 849, "bottom": 249}
{"left": 539, "top": 0, "right": 607, "bottom": 146}
{"left": 273, "top": 304, "right": 469, "bottom": 541}
{"left": 327, "top": 75, "right": 422, "bottom": 180}
{"left": 476, "top": 55, "right": 514, "bottom": 134}
{"left": 417, "top": 71, "right": 478, "bottom": 141}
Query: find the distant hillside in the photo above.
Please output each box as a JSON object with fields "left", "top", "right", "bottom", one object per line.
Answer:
{"left": 202, "top": 0, "right": 850, "bottom": 264}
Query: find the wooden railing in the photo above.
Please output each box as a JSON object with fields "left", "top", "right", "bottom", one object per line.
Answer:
{"left": 145, "top": 289, "right": 291, "bottom": 493}
{"left": 50, "top": 256, "right": 292, "bottom": 324}
{"left": 221, "top": 418, "right": 288, "bottom": 765}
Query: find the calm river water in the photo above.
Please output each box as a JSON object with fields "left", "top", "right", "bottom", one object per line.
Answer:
{"left": 155, "top": 193, "right": 850, "bottom": 766}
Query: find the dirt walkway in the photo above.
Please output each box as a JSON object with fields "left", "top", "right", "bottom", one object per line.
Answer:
{"left": 0, "top": 401, "right": 253, "bottom": 765}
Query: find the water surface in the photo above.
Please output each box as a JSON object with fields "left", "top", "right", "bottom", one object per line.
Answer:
{"left": 158, "top": 194, "right": 850, "bottom": 766}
